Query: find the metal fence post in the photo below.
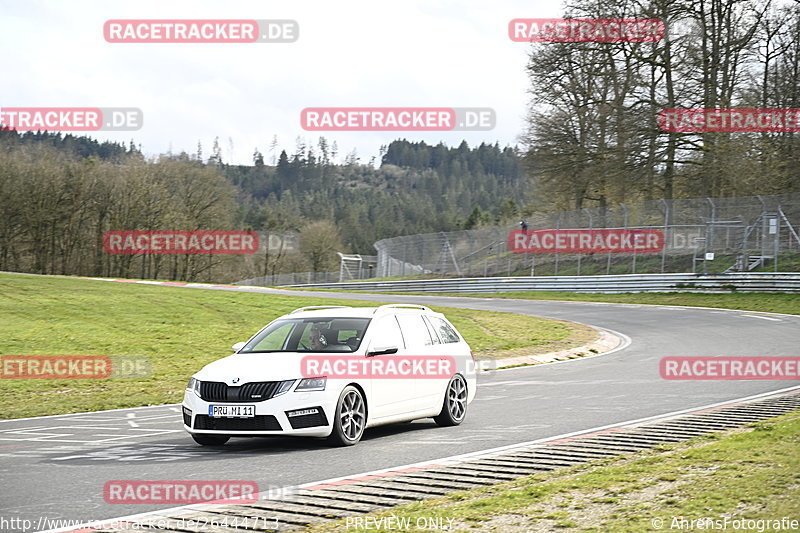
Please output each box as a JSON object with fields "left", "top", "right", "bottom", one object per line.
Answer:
{"left": 496, "top": 227, "right": 502, "bottom": 276}
{"left": 621, "top": 203, "right": 630, "bottom": 273}
{"left": 554, "top": 213, "right": 561, "bottom": 275}
{"left": 757, "top": 195, "right": 767, "bottom": 269}
{"left": 581, "top": 208, "right": 593, "bottom": 276}
{"left": 402, "top": 240, "right": 407, "bottom": 276}
{"left": 661, "top": 199, "right": 669, "bottom": 273}
{"left": 707, "top": 198, "right": 717, "bottom": 273}
{"left": 775, "top": 214, "right": 780, "bottom": 272}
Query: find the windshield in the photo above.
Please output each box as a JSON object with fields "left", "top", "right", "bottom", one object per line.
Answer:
{"left": 240, "top": 317, "right": 371, "bottom": 353}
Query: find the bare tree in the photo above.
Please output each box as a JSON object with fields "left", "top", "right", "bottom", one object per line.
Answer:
{"left": 298, "top": 220, "right": 344, "bottom": 272}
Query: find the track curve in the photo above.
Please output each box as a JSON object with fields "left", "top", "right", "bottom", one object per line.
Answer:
{"left": 1, "top": 284, "right": 798, "bottom": 529}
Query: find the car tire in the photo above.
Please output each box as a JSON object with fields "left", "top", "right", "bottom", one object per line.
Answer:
{"left": 191, "top": 434, "right": 230, "bottom": 446}
{"left": 328, "top": 385, "right": 367, "bottom": 446}
{"left": 433, "top": 374, "right": 467, "bottom": 427}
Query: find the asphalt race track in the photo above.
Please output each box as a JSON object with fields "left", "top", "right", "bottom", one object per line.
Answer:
{"left": 1, "top": 286, "right": 799, "bottom": 530}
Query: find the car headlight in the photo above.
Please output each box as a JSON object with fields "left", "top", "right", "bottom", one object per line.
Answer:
{"left": 187, "top": 377, "right": 202, "bottom": 397}
{"left": 273, "top": 379, "right": 295, "bottom": 397}
{"left": 295, "top": 377, "right": 326, "bottom": 391}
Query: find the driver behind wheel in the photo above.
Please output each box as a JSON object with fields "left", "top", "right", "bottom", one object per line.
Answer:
{"left": 309, "top": 324, "right": 329, "bottom": 351}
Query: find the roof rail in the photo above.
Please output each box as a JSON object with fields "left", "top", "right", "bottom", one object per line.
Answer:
{"left": 373, "top": 304, "right": 431, "bottom": 314}
{"left": 289, "top": 305, "right": 351, "bottom": 314}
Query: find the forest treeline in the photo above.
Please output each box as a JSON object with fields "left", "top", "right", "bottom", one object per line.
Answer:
{"left": 0, "top": 132, "right": 526, "bottom": 281}
{"left": 233, "top": 138, "right": 525, "bottom": 254}
{"left": 2, "top": 0, "right": 800, "bottom": 281}
{"left": 524, "top": 0, "right": 800, "bottom": 212}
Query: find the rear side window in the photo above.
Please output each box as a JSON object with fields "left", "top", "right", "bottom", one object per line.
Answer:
{"left": 428, "top": 316, "right": 461, "bottom": 344}
{"left": 422, "top": 316, "right": 441, "bottom": 345}
{"left": 396, "top": 314, "right": 434, "bottom": 348}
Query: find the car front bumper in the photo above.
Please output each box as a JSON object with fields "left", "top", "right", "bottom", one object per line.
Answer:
{"left": 182, "top": 387, "right": 340, "bottom": 438}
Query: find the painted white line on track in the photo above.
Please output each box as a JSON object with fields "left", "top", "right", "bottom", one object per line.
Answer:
{"left": 740, "top": 314, "right": 782, "bottom": 321}
{"left": 126, "top": 413, "right": 139, "bottom": 428}
{"left": 0, "top": 404, "right": 182, "bottom": 423}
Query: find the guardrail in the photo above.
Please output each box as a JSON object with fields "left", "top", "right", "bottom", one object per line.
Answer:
{"left": 271, "top": 272, "right": 800, "bottom": 293}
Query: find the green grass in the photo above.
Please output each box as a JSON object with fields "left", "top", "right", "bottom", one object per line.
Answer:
{"left": 0, "top": 272, "right": 583, "bottom": 419}
{"left": 305, "top": 411, "right": 800, "bottom": 532}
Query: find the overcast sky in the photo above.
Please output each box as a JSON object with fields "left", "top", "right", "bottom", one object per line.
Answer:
{"left": 1, "top": 0, "right": 565, "bottom": 165}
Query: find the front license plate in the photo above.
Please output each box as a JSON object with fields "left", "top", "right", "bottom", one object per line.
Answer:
{"left": 208, "top": 405, "right": 255, "bottom": 418}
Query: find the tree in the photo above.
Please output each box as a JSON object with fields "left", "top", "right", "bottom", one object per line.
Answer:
{"left": 253, "top": 148, "right": 264, "bottom": 167}
{"left": 298, "top": 220, "right": 344, "bottom": 272}
{"left": 464, "top": 206, "right": 491, "bottom": 229}
{"left": 208, "top": 137, "right": 223, "bottom": 166}
{"left": 268, "top": 135, "right": 279, "bottom": 165}
{"left": 522, "top": 0, "right": 796, "bottom": 205}
{"left": 276, "top": 150, "right": 291, "bottom": 188}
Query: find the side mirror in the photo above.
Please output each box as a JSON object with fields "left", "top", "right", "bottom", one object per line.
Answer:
{"left": 367, "top": 345, "right": 398, "bottom": 357}
{"left": 232, "top": 342, "right": 246, "bottom": 353}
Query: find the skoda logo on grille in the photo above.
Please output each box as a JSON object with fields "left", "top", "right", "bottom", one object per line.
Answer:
{"left": 231, "top": 377, "right": 240, "bottom": 384}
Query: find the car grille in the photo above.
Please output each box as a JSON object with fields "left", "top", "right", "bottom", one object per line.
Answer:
{"left": 198, "top": 381, "right": 282, "bottom": 402}
{"left": 193, "top": 415, "right": 282, "bottom": 431}
{"left": 286, "top": 407, "right": 329, "bottom": 429}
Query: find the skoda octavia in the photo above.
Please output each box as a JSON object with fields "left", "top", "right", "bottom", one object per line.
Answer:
{"left": 182, "top": 304, "right": 477, "bottom": 446}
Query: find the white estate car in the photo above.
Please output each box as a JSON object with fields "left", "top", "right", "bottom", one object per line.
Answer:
{"left": 182, "top": 304, "right": 477, "bottom": 446}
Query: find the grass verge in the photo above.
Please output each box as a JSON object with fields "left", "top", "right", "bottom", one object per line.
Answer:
{"left": 0, "top": 272, "right": 586, "bottom": 418}
{"left": 351, "top": 291, "right": 800, "bottom": 315}
{"left": 304, "top": 410, "right": 800, "bottom": 533}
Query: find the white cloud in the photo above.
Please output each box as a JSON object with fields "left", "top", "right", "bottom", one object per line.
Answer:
{"left": 0, "top": 0, "right": 564, "bottom": 164}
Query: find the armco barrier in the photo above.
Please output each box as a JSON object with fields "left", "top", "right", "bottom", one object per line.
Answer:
{"left": 274, "top": 273, "right": 800, "bottom": 293}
